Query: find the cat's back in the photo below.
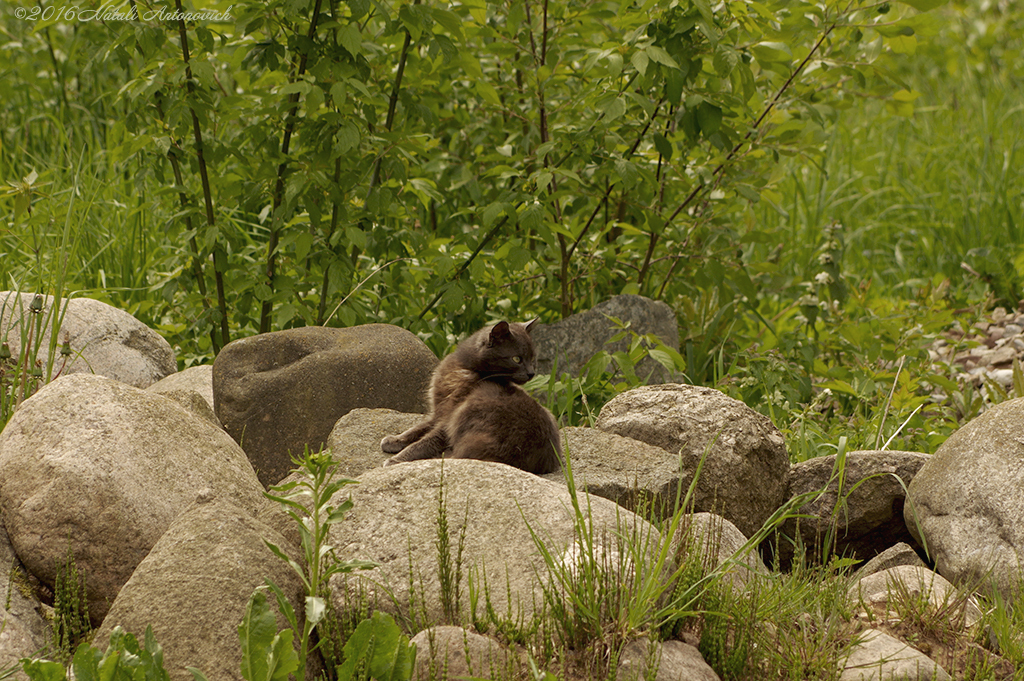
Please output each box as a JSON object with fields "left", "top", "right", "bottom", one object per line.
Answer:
{"left": 448, "top": 381, "right": 562, "bottom": 475}
{"left": 430, "top": 354, "right": 479, "bottom": 405}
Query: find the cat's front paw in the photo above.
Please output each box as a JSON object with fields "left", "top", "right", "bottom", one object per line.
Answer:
{"left": 381, "top": 435, "right": 405, "bottom": 454}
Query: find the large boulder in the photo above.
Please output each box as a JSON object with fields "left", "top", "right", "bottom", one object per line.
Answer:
{"left": 328, "top": 459, "right": 661, "bottom": 627}
{"left": 0, "top": 292, "right": 175, "bottom": 388}
{"left": 548, "top": 427, "right": 691, "bottom": 520}
{"left": 326, "top": 408, "right": 423, "bottom": 478}
{"left": 905, "top": 397, "right": 1024, "bottom": 602}
{"left": 0, "top": 374, "right": 266, "bottom": 623}
{"left": 213, "top": 325, "right": 437, "bottom": 487}
{"left": 595, "top": 384, "right": 789, "bottom": 538}
{"left": 772, "top": 450, "right": 929, "bottom": 569}
{"left": 532, "top": 295, "right": 679, "bottom": 382}
{"left": 148, "top": 364, "right": 215, "bottom": 411}
{"left": 94, "top": 498, "right": 307, "bottom": 681}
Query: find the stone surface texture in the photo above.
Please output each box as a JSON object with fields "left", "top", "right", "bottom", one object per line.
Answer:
{"left": 0, "top": 292, "right": 176, "bottom": 388}
{"left": 213, "top": 324, "right": 437, "bottom": 486}
{"left": 774, "top": 450, "right": 929, "bottom": 568}
{"left": 547, "top": 426, "right": 693, "bottom": 520}
{"left": 93, "top": 498, "right": 306, "bottom": 681}
{"left": 148, "top": 364, "right": 215, "bottom": 411}
{"left": 618, "top": 639, "right": 721, "bottom": 681}
{"left": 596, "top": 384, "right": 789, "bottom": 538}
{"left": 839, "top": 629, "right": 951, "bottom": 681}
{"left": 0, "top": 374, "right": 266, "bottom": 623}
{"left": 905, "top": 397, "right": 1024, "bottom": 602}
{"left": 410, "top": 626, "right": 517, "bottom": 681}
{"left": 532, "top": 294, "right": 679, "bottom": 382}
{"left": 328, "top": 459, "right": 659, "bottom": 627}
{"left": 327, "top": 408, "right": 424, "bottom": 478}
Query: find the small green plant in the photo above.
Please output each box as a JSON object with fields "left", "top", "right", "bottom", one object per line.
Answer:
{"left": 21, "top": 626, "right": 175, "bottom": 681}
{"left": 335, "top": 611, "right": 416, "bottom": 681}
{"left": 51, "top": 544, "right": 91, "bottom": 662}
{"left": 435, "top": 462, "right": 468, "bottom": 625}
{"left": 256, "top": 448, "right": 379, "bottom": 679}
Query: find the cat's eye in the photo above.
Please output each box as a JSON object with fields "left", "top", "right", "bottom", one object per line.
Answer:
{"left": 512, "top": 356, "right": 522, "bottom": 363}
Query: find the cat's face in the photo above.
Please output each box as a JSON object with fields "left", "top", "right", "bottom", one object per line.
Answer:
{"left": 473, "top": 319, "right": 538, "bottom": 384}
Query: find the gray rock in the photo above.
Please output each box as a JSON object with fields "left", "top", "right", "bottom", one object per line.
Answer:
{"left": 772, "top": 450, "right": 929, "bottom": 569}
{"left": 93, "top": 498, "right": 307, "bottom": 681}
{"left": 0, "top": 604, "right": 37, "bottom": 680}
{"left": 0, "top": 523, "right": 48, "bottom": 655}
{"left": 0, "top": 292, "right": 176, "bottom": 388}
{"left": 849, "top": 565, "right": 982, "bottom": 629}
{"left": 672, "top": 513, "right": 767, "bottom": 591}
{"left": 0, "top": 373, "right": 266, "bottom": 624}
{"left": 905, "top": 397, "right": 1024, "bottom": 603}
{"left": 851, "top": 542, "right": 927, "bottom": 583}
{"left": 327, "top": 408, "right": 424, "bottom": 478}
{"left": 328, "top": 459, "right": 660, "bottom": 628}
{"left": 148, "top": 364, "right": 215, "bottom": 411}
{"left": 547, "top": 427, "right": 691, "bottom": 521}
{"left": 153, "top": 388, "right": 222, "bottom": 428}
{"left": 213, "top": 325, "right": 437, "bottom": 487}
{"left": 596, "top": 384, "right": 789, "bottom": 538}
{"left": 839, "top": 629, "right": 950, "bottom": 681}
{"left": 618, "top": 639, "right": 721, "bottom": 681}
{"left": 532, "top": 295, "right": 679, "bottom": 382}
{"left": 410, "top": 626, "right": 518, "bottom": 681}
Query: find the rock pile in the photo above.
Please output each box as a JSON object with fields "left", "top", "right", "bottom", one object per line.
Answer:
{"left": 0, "top": 295, "right": 1020, "bottom": 680}
{"left": 930, "top": 304, "right": 1024, "bottom": 391}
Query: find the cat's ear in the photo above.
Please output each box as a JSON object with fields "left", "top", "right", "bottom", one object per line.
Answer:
{"left": 488, "top": 321, "right": 512, "bottom": 346}
{"left": 523, "top": 318, "right": 539, "bottom": 334}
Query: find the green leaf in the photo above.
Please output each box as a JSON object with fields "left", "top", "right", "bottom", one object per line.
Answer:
{"left": 630, "top": 50, "right": 649, "bottom": 76}
{"left": 653, "top": 133, "right": 672, "bottom": 161}
{"left": 645, "top": 45, "right": 679, "bottom": 69}
{"left": 21, "top": 660, "right": 66, "bottom": 681}
{"left": 336, "top": 612, "right": 416, "bottom": 681}
{"left": 238, "top": 590, "right": 282, "bottom": 681}
{"left": 597, "top": 95, "right": 626, "bottom": 121}
{"left": 887, "top": 33, "right": 917, "bottom": 55}
{"left": 306, "top": 596, "right": 326, "bottom": 626}
{"left": 266, "top": 630, "right": 299, "bottom": 681}
{"left": 887, "top": 89, "right": 920, "bottom": 117}
{"left": 335, "top": 122, "right": 361, "bottom": 155}
{"left": 339, "top": 23, "right": 361, "bottom": 57}
{"left": 713, "top": 45, "right": 738, "bottom": 77}
{"left": 431, "top": 8, "right": 464, "bottom": 40}
{"left": 751, "top": 41, "right": 792, "bottom": 63}
{"left": 475, "top": 81, "right": 502, "bottom": 106}
{"left": 482, "top": 202, "right": 504, "bottom": 228}
{"left": 894, "top": 0, "right": 948, "bottom": 9}
{"left": 696, "top": 102, "right": 723, "bottom": 136}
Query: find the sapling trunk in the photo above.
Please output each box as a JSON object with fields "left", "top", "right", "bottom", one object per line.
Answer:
{"left": 174, "top": 0, "right": 230, "bottom": 350}
{"left": 260, "top": 0, "right": 324, "bottom": 334}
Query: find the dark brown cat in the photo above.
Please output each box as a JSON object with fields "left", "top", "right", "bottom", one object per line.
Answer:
{"left": 381, "top": 319, "right": 562, "bottom": 475}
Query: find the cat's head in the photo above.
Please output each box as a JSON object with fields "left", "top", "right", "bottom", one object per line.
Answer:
{"left": 462, "top": 319, "right": 539, "bottom": 384}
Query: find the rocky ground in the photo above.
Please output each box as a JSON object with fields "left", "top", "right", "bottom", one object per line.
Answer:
{"left": 0, "top": 292, "right": 1022, "bottom": 680}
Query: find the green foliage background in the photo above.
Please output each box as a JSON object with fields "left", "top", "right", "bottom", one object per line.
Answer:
{"left": 1, "top": 0, "right": 1022, "bottom": 455}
